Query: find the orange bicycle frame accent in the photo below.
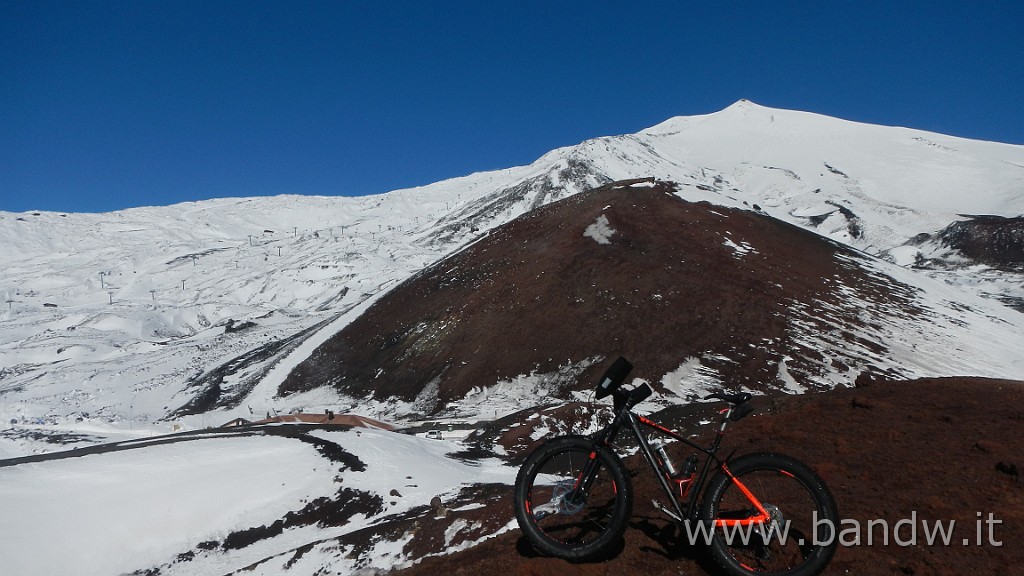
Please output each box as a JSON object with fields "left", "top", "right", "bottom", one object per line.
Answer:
{"left": 713, "top": 463, "right": 772, "bottom": 527}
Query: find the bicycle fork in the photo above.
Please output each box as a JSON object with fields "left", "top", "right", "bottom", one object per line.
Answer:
{"left": 560, "top": 409, "right": 632, "bottom": 510}
{"left": 565, "top": 450, "right": 604, "bottom": 508}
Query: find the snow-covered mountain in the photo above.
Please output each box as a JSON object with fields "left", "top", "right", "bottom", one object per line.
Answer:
{"left": 3, "top": 99, "right": 1024, "bottom": 447}
{"left": 4, "top": 100, "right": 1024, "bottom": 576}
{"left": 4, "top": 99, "right": 1019, "bottom": 438}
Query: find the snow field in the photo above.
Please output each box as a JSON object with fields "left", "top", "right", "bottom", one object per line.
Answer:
{"left": 0, "top": 434, "right": 339, "bottom": 576}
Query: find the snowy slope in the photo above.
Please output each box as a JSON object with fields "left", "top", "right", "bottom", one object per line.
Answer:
{"left": 2, "top": 100, "right": 1024, "bottom": 454}
{"left": 0, "top": 425, "right": 515, "bottom": 576}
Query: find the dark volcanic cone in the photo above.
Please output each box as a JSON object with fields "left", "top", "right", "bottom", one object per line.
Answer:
{"left": 279, "top": 179, "right": 918, "bottom": 412}
{"left": 938, "top": 215, "right": 1024, "bottom": 268}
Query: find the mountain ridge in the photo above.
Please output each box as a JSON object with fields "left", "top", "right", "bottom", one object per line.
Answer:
{"left": 2, "top": 101, "right": 1024, "bottom": 435}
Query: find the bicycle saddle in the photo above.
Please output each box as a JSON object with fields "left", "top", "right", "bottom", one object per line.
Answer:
{"left": 704, "top": 391, "right": 752, "bottom": 405}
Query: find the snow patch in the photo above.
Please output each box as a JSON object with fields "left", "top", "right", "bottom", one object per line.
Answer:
{"left": 723, "top": 235, "right": 757, "bottom": 258}
{"left": 439, "top": 358, "right": 601, "bottom": 419}
{"left": 776, "top": 357, "right": 807, "bottom": 394}
{"left": 583, "top": 214, "right": 616, "bottom": 245}
{"left": 660, "top": 357, "right": 722, "bottom": 400}
{"left": 886, "top": 245, "right": 922, "bottom": 267}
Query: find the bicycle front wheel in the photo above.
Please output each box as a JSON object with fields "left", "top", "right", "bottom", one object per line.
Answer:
{"left": 700, "top": 452, "right": 839, "bottom": 576}
{"left": 513, "top": 435, "right": 633, "bottom": 561}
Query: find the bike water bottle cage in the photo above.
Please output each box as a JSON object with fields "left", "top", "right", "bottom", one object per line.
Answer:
{"left": 596, "top": 357, "right": 633, "bottom": 399}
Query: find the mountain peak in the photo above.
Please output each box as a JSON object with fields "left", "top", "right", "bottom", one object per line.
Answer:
{"left": 724, "top": 98, "right": 763, "bottom": 110}
{"left": 711, "top": 98, "right": 778, "bottom": 121}
{"left": 641, "top": 99, "right": 778, "bottom": 136}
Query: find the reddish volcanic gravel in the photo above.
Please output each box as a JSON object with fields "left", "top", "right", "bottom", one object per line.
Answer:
{"left": 391, "top": 377, "right": 1024, "bottom": 576}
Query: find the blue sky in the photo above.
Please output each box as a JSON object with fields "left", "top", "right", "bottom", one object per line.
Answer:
{"left": 2, "top": 1, "right": 1023, "bottom": 214}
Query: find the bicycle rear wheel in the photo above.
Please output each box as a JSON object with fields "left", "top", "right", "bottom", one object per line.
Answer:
{"left": 513, "top": 435, "right": 632, "bottom": 561}
{"left": 700, "top": 452, "right": 838, "bottom": 576}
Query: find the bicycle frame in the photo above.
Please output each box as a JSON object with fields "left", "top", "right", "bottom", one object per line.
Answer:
{"left": 578, "top": 390, "right": 771, "bottom": 528}
{"left": 516, "top": 360, "right": 836, "bottom": 574}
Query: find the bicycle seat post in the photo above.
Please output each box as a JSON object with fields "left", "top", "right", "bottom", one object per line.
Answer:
{"left": 718, "top": 407, "right": 733, "bottom": 434}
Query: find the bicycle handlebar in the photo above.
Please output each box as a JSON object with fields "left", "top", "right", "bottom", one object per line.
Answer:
{"left": 612, "top": 382, "right": 652, "bottom": 412}
{"left": 596, "top": 358, "right": 753, "bottom": 421}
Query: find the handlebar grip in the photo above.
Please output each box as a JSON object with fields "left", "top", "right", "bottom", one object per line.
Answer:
{"left": 629, "top": 383, "right": 653, "bottom": 406}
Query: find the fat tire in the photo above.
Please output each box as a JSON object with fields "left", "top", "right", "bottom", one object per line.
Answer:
{"left": 513, "top": 435, "right": 633, "bottom": 561}
{"left": 700, "top": 452, "right": 839, "bottom": 576}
